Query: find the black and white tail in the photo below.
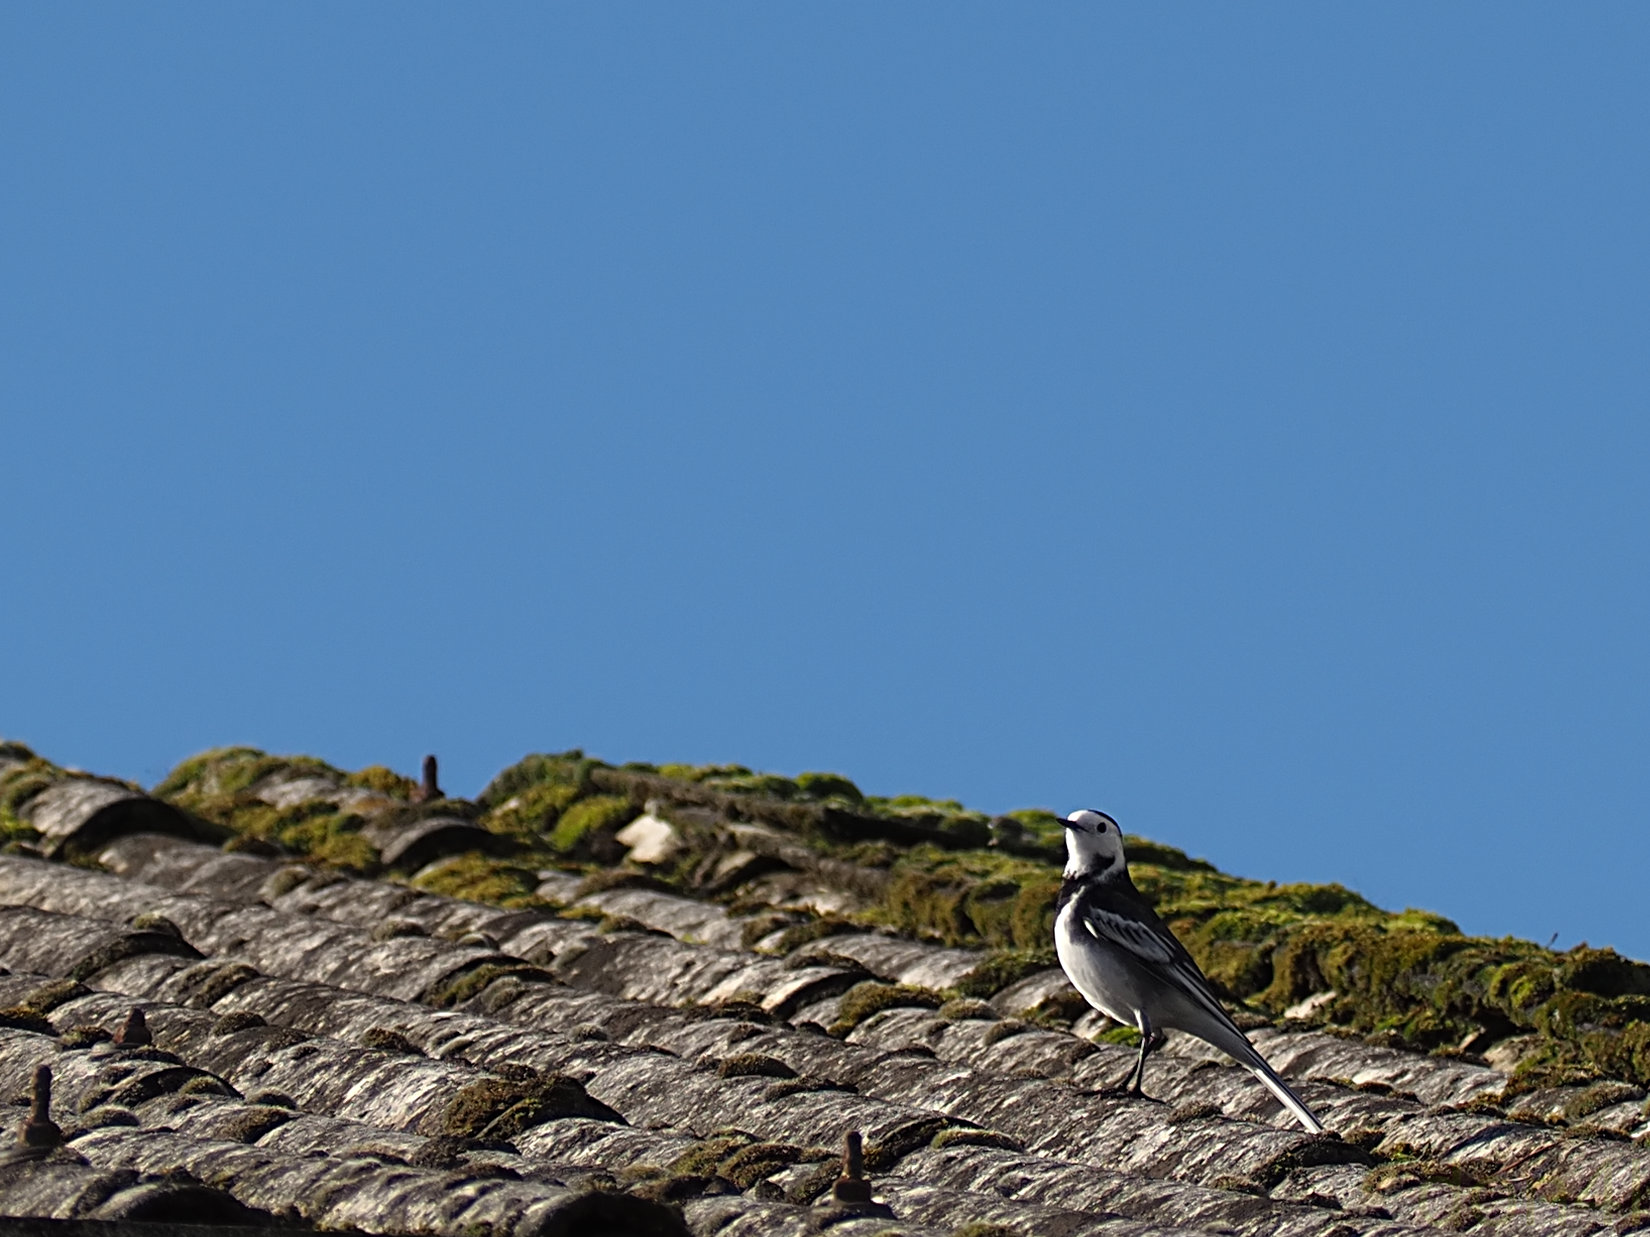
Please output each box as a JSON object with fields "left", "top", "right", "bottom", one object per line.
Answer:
{"left": 1241, "top": 1053, "right": 1324, "bottom": 1134}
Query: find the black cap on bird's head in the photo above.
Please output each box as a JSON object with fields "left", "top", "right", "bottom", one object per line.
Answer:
{"left": 1061, "top": 808, "right": 1118, "bottom": 833}
{"left": 1061, "top": 808, "right": 1126, "bottom": 879}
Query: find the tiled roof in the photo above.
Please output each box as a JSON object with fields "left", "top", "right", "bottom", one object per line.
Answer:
{"left": 2, "top": 741, "right": 1649, "bottom": 1236}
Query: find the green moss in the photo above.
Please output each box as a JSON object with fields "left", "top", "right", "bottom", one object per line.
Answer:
{"left": 20, "top": 979, "right": 89, "bottom": 1014}
{"left": 873, "top": 846, "right": 1062, "bottom": 950}
{"left": 0, "top": 756, "right": 67, "bottom": 822}
{"left": 796, "top": 772, "right": 863, "bottom": 803}
{"left": 1560, "top": 1080, "right": 1643, "bottom": 1121}
{"left": 1364, "top": 1160, "right": 1487, "bottom": 1194}
{"left": 1251, "top": 1136, "right": 1373, "bottom": 1189}
{"left": 836, "top": 841, "right": 899, "bottom": 869}
{"left": 702, "top": 771, "right": 801, "bottom": 799}
{"left": 1095, "top": 1025, "right": 1142, "bottom": 1046}
{"left": 81, "top": 1105, "right": 140, "bottom": 1129}
{"left": 422, "top": 1071, "right": 620, "bottom": 1138}
{"left": 483, "top": 780, "right": 582, "bottom": 841}
{"left": 156, "top": 751, "right": 504, "bottom": 873}
{"left": 0, "top": 812, "right": 41, "bottom": 849}
{"left": 1511, "top": 1016, "right": 1650, "bottom": 1092}
{"left": 1204, "top": 915, "right": 1650, "bottom": 1087}
{"left": 862, "top": 1117, "right": 953, "bottom": 1171}
{"left": 640, "top": 1132, "right": 815, "bottom": 1200}
{"left": 180, "top": 1075, "right": 233, "bottom": 1097}
{"left": 694, "top": 997, "right": 774, "bottom": 1023}
{"left": 995, "top": 808, "right": 1064, "bottom": 856}
{"left": 1264, "top": 924, "right": 1529, "bottom": 1043}
{"left": 1558, "top": 946, "right": 1650, "bottom": 998}
{"left": 151, "top": 746, "right": 260, "bottom": 798}
{"left": 779, "top": 1160, "right": 838, "bottom": 1205}
{"left": 869, "top": 793, "right": 968, "bottom": 814}
{"left": 60, "top": 1024, "right": 114, "bottom": 1049}
{"left": 623, "top": 757, "right": 1043, "bottom": 844}
{"left": 174, "top": 962, "right": 258, "bottom": 1008}
{"left": 548, "top": 794, "right": 637, "bottom": 855}
{"left": 863, "top": 794, "right": 992, "bottom": 846}
{"left": 128, "top": 912, "right": 181, "bottom": 937}
{"left": 277, "top": 812, "right": 377, "bottom": 872}
{"left": 425, "top": 961, "right": 554, "bottom": 1008}
{"left": 629, "top": 1174, "right": 720, "bottom": 1204}
{"left": 361, "top": 1027, "right": 423, "bottom": 1055}
{"left": 412, "top": 853, "right": 545, "bottom": 905}
{"left": 1208, "top": 1175, "right": 1269, "bottom": 1201}
{"left": 719, "top": 1142, "right": 804, "bottom": 1188}
{"left": 980, "top": 1020, "right": 1029, "bottom": 1046}
{"left": 154, "top": 748, "right": 343, "bottom": 804}
{"left": 478, "top": 751, "right": 599, "bottom": 808}
{"left": 1025, "top": 989, "right": 1092, "bottom": 1028}
{"left": 370, "top": 919, "right": 426, "bottom": 942}
{"left": 950, "top": 949, "right": 1058, "bottom": 999}
{"left": 211, "top": 1011, "right": 268, "bottom": 1035}
{"left": 218, "top": 1106, "right": 295, "bottom": 1143}
{"left": 1177, "top": 924, "right": 1275, "bottom": 998}
{"left": 576, "top": 868, "right": 674, "bottom": 897}
{"left": 160, "top": 780, "right": 380, "bottom": 874}
{"left": 668, "top": 1133, "right": 751, "bottom": 1178}
{"left": 828, "top": 982, "right": 944, "bottom": 1035}
{"left": 636, "top": 760, "right": 813, "bottom": 811}
{"left": 937, "top": 998, "right": 997, "bottom": 1021}
{"left": 344, "top": 765, "right": 416, "bottom": 798}
{"left": 765, "top": 1077, "right": 855, "bottom": 1099}
{"left": 655, "top": 763, "right": 708, "bottom": 783}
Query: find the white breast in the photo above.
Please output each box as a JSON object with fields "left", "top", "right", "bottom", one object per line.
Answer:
{"left": 1054, "top": 897, "right": 1142, "bottom": 1027}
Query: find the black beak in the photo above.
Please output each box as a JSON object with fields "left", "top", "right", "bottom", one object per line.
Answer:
{"left": 1060, "top": 818, "right": 1076, "bottom": 831}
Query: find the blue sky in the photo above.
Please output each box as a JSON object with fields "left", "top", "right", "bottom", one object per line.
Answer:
{"left": 4, "top": 7, "right": 1647, "bottom": 957}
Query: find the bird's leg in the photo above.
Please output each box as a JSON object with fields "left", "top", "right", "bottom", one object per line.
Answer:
{"left": 1128, "top": 1014, "right": 1166, "bottom": 1100}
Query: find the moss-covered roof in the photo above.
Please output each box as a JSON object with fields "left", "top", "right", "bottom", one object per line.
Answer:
{"left": 130, "top": 743, "right": 1650, "bottom": 1096}
{"left": 2, "top": 738, "right": 1649, "bottom": 1236}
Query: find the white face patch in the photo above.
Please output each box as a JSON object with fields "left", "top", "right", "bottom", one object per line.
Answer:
{"left": 1062, "top": 808, "right": 1126, "bottom": 879}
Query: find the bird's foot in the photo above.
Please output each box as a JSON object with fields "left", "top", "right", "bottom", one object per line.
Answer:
{"left": 1096, "top": 1082, "right": 1162, "bottom": 1102}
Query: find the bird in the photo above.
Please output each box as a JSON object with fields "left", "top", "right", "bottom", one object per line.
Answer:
{"left": 1054, "top": 808, "right": 1324, "bottom": 1134}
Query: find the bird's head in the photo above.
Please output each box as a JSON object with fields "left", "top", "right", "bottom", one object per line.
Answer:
{"left": 1062, "top": 808, "right": 1126, "bottom": 880}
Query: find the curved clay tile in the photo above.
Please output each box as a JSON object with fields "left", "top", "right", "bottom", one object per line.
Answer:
{"left": 6, "top": 745, "right": 1650, "bottom": 1234}
{"left": 20, "top": 778, "right": 215, "bottom": 860}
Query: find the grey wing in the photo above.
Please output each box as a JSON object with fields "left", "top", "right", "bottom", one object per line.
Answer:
{"left": 1077, "top": 900, "right": 1252, "bottom": 1038}
{"left": 1077, "top": 894, "right": 1324, "bottom": 1133}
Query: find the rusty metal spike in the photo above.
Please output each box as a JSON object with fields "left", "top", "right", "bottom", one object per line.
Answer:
{"left": 832, "top": 1129, "right": 872, "bottom": 1204}
{"left": 415, "top": 754, "right": 442, "bottom": 803}
{"left": 115, "top": 1007, "right": 152, "bottom": 1047}
{"left": 21, "top": 1065, "right": 60, "bottom": 1149}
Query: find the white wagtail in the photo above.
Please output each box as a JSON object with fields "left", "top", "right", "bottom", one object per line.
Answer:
{"left": 1054, "top": 809, "right": 1325, "bottom": 1134}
